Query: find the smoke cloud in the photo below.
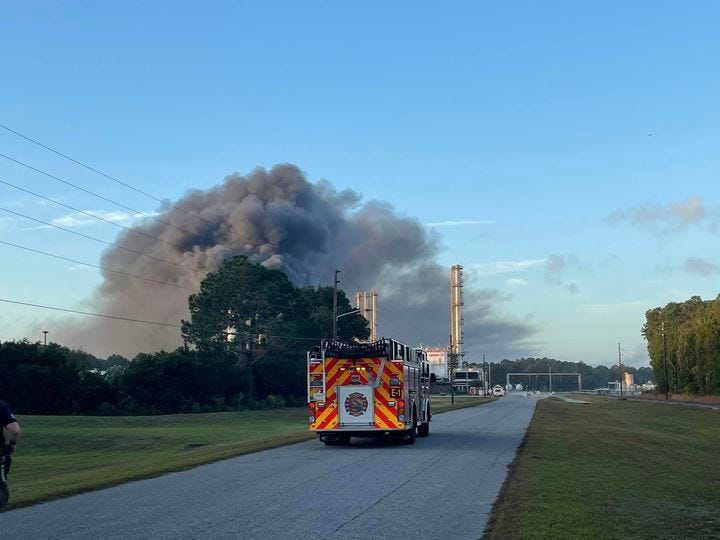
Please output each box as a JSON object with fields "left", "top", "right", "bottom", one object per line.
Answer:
{"left": 52, "top": 164, "right": 536, "bottom": 359}
{"left": 605, "top": 196, "right": 708, "bottom": 234}
{"left": 685, "top": 257, "right": 720, "bottom": 276}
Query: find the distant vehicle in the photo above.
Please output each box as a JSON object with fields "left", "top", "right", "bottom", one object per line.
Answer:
{"left": 307, "top": 339, "right": 432, "bottom": 446}
{"left": 492, "top": 385, "right": 505, "bottom": 397}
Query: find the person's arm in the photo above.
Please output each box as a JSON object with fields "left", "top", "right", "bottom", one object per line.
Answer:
{"left": 4, "top": 422, "right": 20, "bottom": 448}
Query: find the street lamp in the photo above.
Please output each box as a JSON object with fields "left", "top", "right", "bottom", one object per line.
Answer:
{"left": 336, "top": 309, "right": 362, "bottom": 321}
{"left": 334, "top": 309, "right": 362, "bottom": 341}
{"left": 547, "top": 363, "right": 552, "bottom": 394}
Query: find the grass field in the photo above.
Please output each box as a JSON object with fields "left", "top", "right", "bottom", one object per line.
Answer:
{"left": 485, "top": 396, "right": 720, "bottom": 540}
{"left": 8, "top": 396, "right": 489, "bottom": 509}
{"left": 431, "top": 395, "right": 494, "bottom": 414}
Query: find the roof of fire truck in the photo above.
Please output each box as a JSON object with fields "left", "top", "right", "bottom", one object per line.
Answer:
{"left": 321, "top": 339, "right": 398, "bottom": 359}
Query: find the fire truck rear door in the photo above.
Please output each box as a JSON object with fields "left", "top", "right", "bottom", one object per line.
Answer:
{"left": 337, "top": 385, "right": 375, "bottom": 427}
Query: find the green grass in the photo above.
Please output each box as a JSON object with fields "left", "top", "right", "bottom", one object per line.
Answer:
{"left": 9, "top": 397, "right": 491, "bottom": 509}
{"left": 430, "top": 395, "right": 495, "bottom": 414}
{"left": 485, "top": 396, "right": 720, "bottom": 540}
{"left": 11, "top": 408, "right": 314, "bottom": 509}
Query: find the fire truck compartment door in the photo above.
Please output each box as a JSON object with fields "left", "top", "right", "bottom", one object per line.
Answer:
{"left": 337, "top": 385, "right": 375, "bottom": 426}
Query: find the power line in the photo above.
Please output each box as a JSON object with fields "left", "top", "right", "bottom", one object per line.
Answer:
{"left": 0, "top": 151, "right": 220, "bottom": 244}
{"left": 0, "top": 177, "right": 216, "bottom": 256}
{"left": 0, "top": 206, "right": 193, "bottom": 272}
{"left": 0, "top": 239, "right": 198, "bottom": 293}
{"left": 0, "top": 298, "right": 182, "bottom": 328}
{"left": 0, "top": 298, "right": 323, "bottom": 341}
{"left": 0, "top": 123, "right": 245, "bottom": 241}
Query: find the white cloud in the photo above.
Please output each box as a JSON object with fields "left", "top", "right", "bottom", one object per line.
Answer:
{"left": 52, "top": 214, "right": 98, "bottom": 227}
{"left": 472, "top": 258, "right": 546, "bottom": 276}
{"left": 505, "top": 278, "right": 528, "bottom": 287}
{"left": 426, "top": 219, "right": 495, "bottom": 227}
{"left": 50, "top": 210, "right": 157, "bottom": 228}
{"left": 67, "top": 264, "right": 94, "bottom": 272}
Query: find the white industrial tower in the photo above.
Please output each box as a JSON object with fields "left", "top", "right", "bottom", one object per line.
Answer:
{"left": 450, "top": 264, "right": 464, "bottom": 370}
{"left": 356, "top": 290, "right": 377, "bottom": 341}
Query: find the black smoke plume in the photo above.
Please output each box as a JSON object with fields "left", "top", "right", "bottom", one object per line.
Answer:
{"left": 54, "top": 164, "right": 536, "bottom": 359}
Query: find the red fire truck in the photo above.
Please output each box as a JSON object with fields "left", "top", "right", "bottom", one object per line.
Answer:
{"left": 307, "top": 339, "right": 432, "bottom": 445}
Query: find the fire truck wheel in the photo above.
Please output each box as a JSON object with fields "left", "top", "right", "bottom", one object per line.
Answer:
{"left": 402, "top": 412, "right": 417, "bottom": 445}
{"left": 417, "top": 405, "right": 430, "bottom": 437}
{"left": 402, "top": 425, "right": 416, "bottom": 445}
{"left": 321, "top": 434, "right": 350, "bottom": 446}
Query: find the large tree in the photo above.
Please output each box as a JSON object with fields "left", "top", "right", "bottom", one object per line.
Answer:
{"left": 181, "top": 256, "right": 369, "bottom": 400}
{"left": 181, "top": 256, "right": 301, "bottom": 350}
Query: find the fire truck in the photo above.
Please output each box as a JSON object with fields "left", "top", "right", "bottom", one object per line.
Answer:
{"left": 307, "top": 339, "right": 432, "bottom": 445}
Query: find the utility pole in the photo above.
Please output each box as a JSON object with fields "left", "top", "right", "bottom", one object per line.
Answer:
{"left": 483, "top": 353, "right": 486, "bottom": 397}
{"left": 618, "top": 342, "right": 624, "bottom": 398}
{"left": 547, "top": 363, "right": 552, "bottom": 393}
{"left": 662, "top": 322, "right": 669, "bottom": 400}
{"left": 332, "top": 270, "right": 340, "bottom": 340}
{"left": 42, "top": 330, "right": 48, "bottom": 346}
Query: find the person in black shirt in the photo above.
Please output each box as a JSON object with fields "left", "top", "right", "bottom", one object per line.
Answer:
{"left": 0, "top": 401, "right": 20, "bottom": 476}
{"left": 0, "top": 400, "right": 19, "bottom": 507}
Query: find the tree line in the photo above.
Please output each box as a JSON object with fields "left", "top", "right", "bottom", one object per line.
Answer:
{"left": 643, "top": 295, "right": 720, "bottom": 395}
{"left": 0, "top": 256, "right": 369, "bottom": 415}
{"left": 464, "top": 357, "right": 654, "bottom": 391}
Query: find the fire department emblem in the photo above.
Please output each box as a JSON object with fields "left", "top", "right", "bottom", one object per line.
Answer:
{"left": 344, "top": 392, "right": 368, "bottom": 417}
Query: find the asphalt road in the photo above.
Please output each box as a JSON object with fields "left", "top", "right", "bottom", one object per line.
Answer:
{"left": 0, "top": 394, "right": 540, "bottom": 540}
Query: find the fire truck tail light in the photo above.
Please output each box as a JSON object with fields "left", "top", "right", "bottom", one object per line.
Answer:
{"left": 309, "top": 415, "right": 315, "bottom": 422}
{"left": 308, "top": 402, "right": 316, "bottom": 410}
{"left": 398, "top": 414, "right": 405, "bottom": 421}
{"left": 387, "top": 401, "right": 396, "bottom": 407}
{"left": 397, "top": 400, "right": 405, "bottom": 410}
{"left": 317, "top": 402, "right": 325, "bottom": 408}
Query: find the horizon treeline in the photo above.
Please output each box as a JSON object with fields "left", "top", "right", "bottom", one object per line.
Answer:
{"left": 0, "top": 257, "right": 370, "bottom": 415}
{"left": 643, "top": 295, "right": 720, "bottom": 396}
{"left": 465, "top": 357, "right": 654, "bottom": 392}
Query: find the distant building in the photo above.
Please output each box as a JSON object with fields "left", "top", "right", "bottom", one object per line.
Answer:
{"left": 452, "top": 369, "right": 484, "bottom": 393}
{"left": 426, "top": 347, "right": 449, "bottom": 381}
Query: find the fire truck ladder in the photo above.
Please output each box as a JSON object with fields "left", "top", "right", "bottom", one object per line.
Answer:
{"left": 307, "top": 348, "right": 327, "bottom": 401}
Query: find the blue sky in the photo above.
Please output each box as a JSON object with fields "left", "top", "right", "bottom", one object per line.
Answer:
{"left": 1, "top": 1, "right": 719, "bottom": 366}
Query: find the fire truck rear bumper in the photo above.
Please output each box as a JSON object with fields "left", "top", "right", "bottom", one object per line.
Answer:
{"left": 314, "top": 428, "right": 407, "bottom": 437}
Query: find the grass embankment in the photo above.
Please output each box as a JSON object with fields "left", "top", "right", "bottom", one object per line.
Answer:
{"left": 10, "top": 396, "right": 489, "bottom": 508}
{"left": 486, "top": 396, "right": 720, "bottom": 539}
